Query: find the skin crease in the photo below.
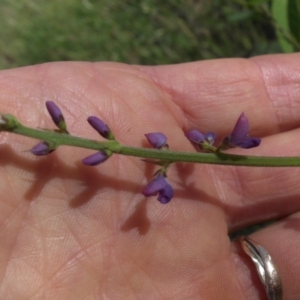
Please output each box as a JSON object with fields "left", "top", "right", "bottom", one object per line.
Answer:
{"left": 0, "top": 54, "right": 300, "bottom": 299}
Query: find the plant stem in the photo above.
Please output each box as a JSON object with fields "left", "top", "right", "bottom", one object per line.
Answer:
{"left": 3, "top": 120, "right": 300, "bottom": 167}
{"left": 119, "top": 146, "right": 300, "bottom": 166}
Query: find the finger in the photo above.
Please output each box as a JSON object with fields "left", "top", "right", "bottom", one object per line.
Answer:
{"left": 232, "top": 212, "right": 300, "bottom": 300}
{"left": 140, "top": 53, "right": 300, "bottom": 137}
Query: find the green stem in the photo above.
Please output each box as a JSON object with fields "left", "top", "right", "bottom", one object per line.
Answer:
{"left": 13, "top": 124, "right": 121, "bottom": 152}
{"left": 4, "top": 120, "right": 300, "bottom": 167}
{"left": 120, "top": 146, "right": 300, "bottom": 166}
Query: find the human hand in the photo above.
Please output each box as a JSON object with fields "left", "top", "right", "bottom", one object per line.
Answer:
{"left": 0, "top": 55, "right": 300, "bottom": 299}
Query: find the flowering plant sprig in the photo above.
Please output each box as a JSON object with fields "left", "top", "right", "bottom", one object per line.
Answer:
{"left": 2, "top": 101, "right": 300, "bottom": 204}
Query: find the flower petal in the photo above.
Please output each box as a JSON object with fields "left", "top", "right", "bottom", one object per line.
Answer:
{"left": 158, "top": 184, "right": 174, "bottom": 204}
{"left": 142, "top": 174, "right": 168, "bottom": 196}
{"left": 239, "top": 137, "right": 261, "bottom": 149}
{"left": 230, "top": 113, "right": 249, "bottom": 145}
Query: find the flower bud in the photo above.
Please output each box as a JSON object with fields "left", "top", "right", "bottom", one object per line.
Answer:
{"left": 45, "top": 101, "right": 68, "bottom": 133}
{"left": 82, "top": 151, "right": 110, "bottom": 166}
{"left": 30, "top": 142, "right": 54, "bottom": 156}
{"left": 185, "top": 130, "right": 216, "bottom": 151}
{"left": 185, "top": 130, "right": 205, "bottom": 143}
{"left": 87, "top": 116, "right": 114, "bottom": 140}
{"left": 145, "top": 132, "right": 167, "bottom": 149}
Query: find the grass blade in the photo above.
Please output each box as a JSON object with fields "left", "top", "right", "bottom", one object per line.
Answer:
{"left": 272, "top": 0, "right": 294, "bottom": 52}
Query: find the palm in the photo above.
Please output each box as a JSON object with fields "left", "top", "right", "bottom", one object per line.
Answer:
{"left": 0, "top": 56, "right": 300, "bottom": 299}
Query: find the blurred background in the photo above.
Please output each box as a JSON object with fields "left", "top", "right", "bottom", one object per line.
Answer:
{"left": 0, "top": 0, "right": 299, "bottom": 69}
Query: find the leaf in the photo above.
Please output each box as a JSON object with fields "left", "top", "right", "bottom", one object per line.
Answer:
{"left": 227, "top": 11, "right": 254, "bottom": 23}
{"left": 247, "top": 0, "right": 269, "bottom": 6}
{"left": 288, "top": 0, "right": 300, "bottom": 43}
{"left": 272, "top": 0, "right": 294, "bottom": 52}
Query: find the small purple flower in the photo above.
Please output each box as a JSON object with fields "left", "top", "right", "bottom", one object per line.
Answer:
{"left": 82, "top": 151, "right": 110, "bottom": 166}
{"left": 30, "top": 142, "right": 54, "bottom": 156}
{"left": 87, "top": 116, "right": 114, "bottom": 140}
{"left": 45, "top": 101, "right": 67, "bottom": 132}
{"left": 185, "top": 130, "right": 216, "bottom": 150}
{"left": 142, "top": 174, "right": 174, "bottom": 204}
{"left": 145, "top": 132, "right": 167, "bottom": 149}
{"left": 222, "top": 113, "right": 261, "bottom": 149}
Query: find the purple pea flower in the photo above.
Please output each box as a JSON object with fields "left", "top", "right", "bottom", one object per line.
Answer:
{"left": 145, "top": 132, "right": 167, "bottom": 149}
{"left": 222, "top": 113, "right": 261, "bottom": 149}
{"left": 142, "top": 174, "right": 174, "bottom": 204}
{"left": 82, "top": 151, "right": 110, "bottom": 166}
{"left": 87, "top": 116, "right": 114, "bottom": 140}
{"left": 185, "top": 130, "right": 216, "bottom": 146}
{"left": 185, "top": 130, "right": 216, "bottom": 152}
{"left": 30, "top": 142, "right": 54, "bottom": 156}
{"left": 45, "top": 101, "right": 67, "bottom": 132}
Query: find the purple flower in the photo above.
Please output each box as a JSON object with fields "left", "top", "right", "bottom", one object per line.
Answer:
{"left": 142, "top": 174, "right": 174, "bottom": 204}
{"left": 45, "top": 101, "right": 67, "bottom": 132}
{"left": 145, "top": 132, "right": 167, "bottom": 149}
{"left": 222, "top": 113, "right": 261, "bottom": 149}
{"left": 185, "top": 130, "right": 216, "bottom": 145}
{"left": 30, "top": 142, "right": 54, "bottom": 156}
{"left": 87, "top": 116, "right": 114, "bottom": 140}
{"left": 82, "top": 151, "right": 110, "bottom": 166}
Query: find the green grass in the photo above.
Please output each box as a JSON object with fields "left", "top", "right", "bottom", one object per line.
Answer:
{"left": 0, "top": 0, "right": 282, "bottom": 69}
